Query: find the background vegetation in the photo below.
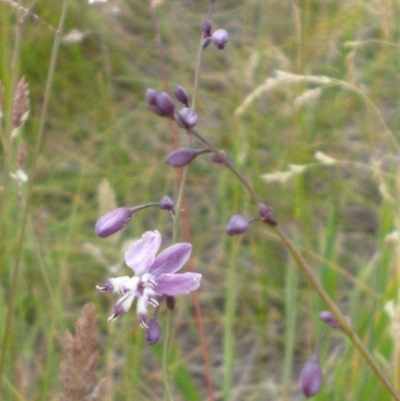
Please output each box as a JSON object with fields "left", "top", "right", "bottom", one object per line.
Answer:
{"left": 0, "top": 0, "right": 399, "bottom": 400}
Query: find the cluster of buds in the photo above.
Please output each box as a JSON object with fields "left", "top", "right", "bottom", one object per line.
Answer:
{"left": 146, "top": 86, "right": 198, "bottom": 129}
{"left": 202, "top": 19, "right": 229, "bottom": 50}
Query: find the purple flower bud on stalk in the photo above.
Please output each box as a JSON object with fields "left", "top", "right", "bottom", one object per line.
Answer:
{"left": 176, "top": 107, "right": 198, "bottom": 128}
{"left": 146, "top": 88, "right": 175, "bottom": 117}
{"left": 95, "top": 207, "right": 133, "bottom": 238}
{"left": 167, "top": 147, "right": 198, "bottom": 167}
{"left": 210, "top": 150, "right": 229, "bottom": 164}
{"left": 159, "top": 196, "right": 175, "bottom": 215}
{"left": 258, "top": 203, "right": 278, "bottom": 227}
{"left": 202, "top": 37, "right": 212, "bottom": 49}
{"left": 319, "top": 311, "right": 350, "bottom": 330}
{"left": 146, "top": 88, "right": 158, "bottom": 106}
{"left": 146, "top": 318, "right": 162, "bottom": 345}
{"left": 211, "top": 29, "right": 228, "bottom": 49}
{"left": 299, "top": 354, "right": 323, "bottom": 398}
{"left": 155, "top": 91, "right": 175, "bottom": 117}
{"left": 174, "top": 86, "right": 189, "bottom": 107}
{"left": 226, "top": 214, "right": 249, "bottom": 236}
{"left": 202, "top": 19, "right": 212, "bottom": 37}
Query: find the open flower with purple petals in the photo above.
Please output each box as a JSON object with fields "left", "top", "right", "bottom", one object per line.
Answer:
{"left": 97, "top": 230, "right": 201, "bottom": 328}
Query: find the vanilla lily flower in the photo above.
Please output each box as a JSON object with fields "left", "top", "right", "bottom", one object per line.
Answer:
{"left": 97, "top": 230, "right": 201, "bottom": 328}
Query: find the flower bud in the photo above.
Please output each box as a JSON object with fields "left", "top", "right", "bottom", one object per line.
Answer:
{"left": 211, "top": 29, "right": 228, "bottom": 49}
{"left": 176, "top": 107, "right": 198, "bottom": 128}
{"left": 318, "top": 310, "right": 350, "bottom": 330}
{"left": 145, "top": 88, "right": 157, "bottom": 107}
{"left": 202, "top": 19, "right": 212, "bottom": 37}
{"left": 146, "top": 88, "right": 175, "bottom": 117}
{"left": 174, "top": 86, "right": 189, "bottom": 107}
{"left": 155, "top": 91, "right": 175, "bottom": 117}
{"left": 226, "top": 214, "right": 249, "bottom": 236}
{"left": 210, "top": 150, "right": 230, "bottom": 164}
{"left": 167, "top": 147, "right": 199, "bottom": 167}
{"left": 95, "top": 207, "right": 132, "bottom": 238}
{"left": 159, "top": 196, "right": 175, "bottom": 214}
{"left": 202, "top": 37, "right": 212, "bottom": 49}
{"left": 258, "top": 203, "right": 278, "bottom": 227}
{"left": 146, "top": 318, "right": 162, "bottom": 345}
{"left": 299, "top": 354, "right": 323, "bottom": 398}
{"left": 167, "top": 147, "right": 210, "bottom": 168}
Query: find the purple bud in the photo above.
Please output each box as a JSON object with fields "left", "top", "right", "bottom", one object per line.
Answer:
{"left": 319, "top": 311, "right": 350, "bottom": 330}
{"left": 226, "top": 214, "right": 249, "bottom": 236}
{"left": 299, "top": 355, "right": 323, "bottom": 398}
{"left": 258, "top": 203, "right": 278, "bottom": 227}
{"left": 202, "top": 19, "right": 212, "bottom": 37}
{"left": 211, "top": 29, "right": 228, "bottom": 49}
{"left": 146, "top": 318, "right": 162, "bottom": 345}
{"left": 155, "top": 91, "right": 175, "bottom": 117}
{"left": 202, "top": 37, "right": 212, "bottom": 49}
{"left": 174, "top": 86, "right": 189, "bottom": 107}
{"left": 176, "top": 107, "right": 198, "bottom": 128}
{"left": 210, "top": 150, "right": 229, "bottom": 164}
{"left": 95, "top": 207, "right": 132, "bottom": 238}
{"left": 159, "top": 196, "right": 175, "bottom": 215}
{"left": 146, "top": 89, "right": 175, "bottom": 117}
{"left": 167, "top": 147, "right": 198, "bottom": 167}
{"left": 167, "top": 147, "right": 210, "bottom": 167}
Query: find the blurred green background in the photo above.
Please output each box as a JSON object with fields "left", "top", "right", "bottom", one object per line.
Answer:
{"left": 0, "top": 0, "right": 400, "bottom": 400}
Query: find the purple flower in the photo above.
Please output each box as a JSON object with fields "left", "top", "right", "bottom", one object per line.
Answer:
{"left": 95, "top": 207, "right": 133, "bottom": 238}
{"left": 299, "top": 354, "right": 323, "bottom": 398}
{"left": 97, "top": 230, "right": 201, "bottom": 328}
{"left": 226, "top": 214, "right": 249, "bottom": 236}
{"left": 211, "top": 29, "right": 228, "bottom": 49}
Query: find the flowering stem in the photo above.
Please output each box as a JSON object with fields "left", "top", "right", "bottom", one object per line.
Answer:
{"left": 187, "top": 125, "right": 400, "bottom": 399}
{"left": 188, "top": 127, "right": 262, "bottom": 203}
{"left": 275, "top": 226, "right": 400, "bottom": 400}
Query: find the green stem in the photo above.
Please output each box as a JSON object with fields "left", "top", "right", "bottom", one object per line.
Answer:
{"left": 275, "top": 226, "right": 400, "bottom": 400}
{"left": 163, "top": 308, "right": 175, "bottom": 401}
{"left": 0, "top": 0, "right": 70, "bottom": 386}
{"left": 187, "top": 123, "right": 399, "bottom": 400}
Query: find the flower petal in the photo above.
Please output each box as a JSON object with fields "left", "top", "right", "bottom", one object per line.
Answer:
{"left": 96, "top": 276, "right": 130, "bottom": 294}
{"left": 150, "top": 243, "right": 192, "bottom": 276}
{"left": 109, "top": 291, "right": 135, "bottom": 321}
{"left": 125, "top": 231, "right": 162, "bottom": 275}
{"left": 155, "top": 272, "right": 201, "bottom": 295}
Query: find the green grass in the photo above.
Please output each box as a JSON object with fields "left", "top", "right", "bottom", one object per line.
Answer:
{"left": 0, "top": 0, "right": 400, "bottom": 400}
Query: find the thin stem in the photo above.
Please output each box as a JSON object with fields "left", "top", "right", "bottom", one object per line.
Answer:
{"left": 187, "top": 124, "right": 399, "bottom": 399}
{"left": 162, "top": 308, "right": 175, "bottom": 401}
{"left": 275, "top": 226, "right": 400, "bottom": 400}
{"left": 189, "top": 127, "right": 262, "bottom": 203}
{"left": 0, "top": 0, "right": 70, "bottom": 386}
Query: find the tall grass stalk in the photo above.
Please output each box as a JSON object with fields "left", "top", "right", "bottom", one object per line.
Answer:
{"left": 0, "top": 0, "right": 70, "bottom": 389}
